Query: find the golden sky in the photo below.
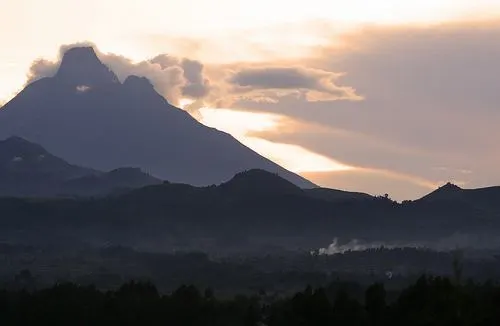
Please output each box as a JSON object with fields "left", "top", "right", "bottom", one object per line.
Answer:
{"left": 1, "top": 0, "right": 500, "bottom": 200}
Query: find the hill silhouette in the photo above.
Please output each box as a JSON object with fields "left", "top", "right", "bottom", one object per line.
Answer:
{"left": 305, "top": 187, "right": 373, "bottom": 202}
{"left": 418, "top": 182, "right": 463, "bottom": 202}
{"left": 0, "top": 46, "right": 315, "bottom": 188}
{"left": 2, "top": 167, "right": 500, "bottom": 252}
{"left": 62, "top": 167, "right": 162, "bottom": 196}
{"left": 0, "top": 136, "right": 161, "bottom": 197}
{"left": 219, "top": 169, "right": 304, "bottom": 197}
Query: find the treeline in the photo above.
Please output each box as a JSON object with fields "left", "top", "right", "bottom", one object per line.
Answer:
{"left": 2, "top": 276, "right": 500, "bottom": 325}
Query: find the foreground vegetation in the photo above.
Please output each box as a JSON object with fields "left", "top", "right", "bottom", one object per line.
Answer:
{"left": 2, "top": 275, "right": 500, "bottom": 325}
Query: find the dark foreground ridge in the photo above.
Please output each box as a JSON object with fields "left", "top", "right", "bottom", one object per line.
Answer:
{"left": 2, "top": 275, "right": 500, "bottom": 325}
{"left": 1, "top": 159, "right": 500, "bottom": 253}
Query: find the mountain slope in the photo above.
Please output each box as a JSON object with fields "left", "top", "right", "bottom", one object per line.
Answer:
{"left": 416, "top": 182, "right": 500, "bottom": 215}
{"left": 0, "top": 136, "right": 161, "bottom": 197}
{"left": 0, "top": 46, "right": 315, "bottom": 188}
{"left": 61, "top": 167, "right": 162, "bottom": 197}
{"left": 304, "top": 187, "right": 372, "bottom": 202}
{"left": 0, "top": 136, "right": 94, "bottom": 180}
{"left": 0, "top": 136, "right": 96, "bottom": 196}
{"left": 418, "top": 182, "right": 464, "bottom": 202}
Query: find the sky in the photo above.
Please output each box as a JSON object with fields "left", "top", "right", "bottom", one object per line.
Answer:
{"left": 1, "top": 0, "right": 500, "bottom": 200}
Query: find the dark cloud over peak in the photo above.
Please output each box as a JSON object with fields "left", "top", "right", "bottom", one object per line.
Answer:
{"left": 150, "top": 55, "right": 211, "bottom": 98}
{"left": 227, "top": 66, "right": 362, "bottom": 103}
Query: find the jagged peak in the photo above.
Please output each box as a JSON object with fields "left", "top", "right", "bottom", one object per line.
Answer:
{"left": 55, "top": 46, "right": 119, "bottom": 86}
{"left": 123, "top": 75, "right": 155, "bottom": 90}
{"left": 62, "top": 46, "right": 100, "bottom": 62}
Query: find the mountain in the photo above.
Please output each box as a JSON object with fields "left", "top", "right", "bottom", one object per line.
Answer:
{"left": 0, "top": 136, "right": 161, "bottom": 197}
{"left": 0, "top": 46, "right": 315, "bottom": 188}
{"left": 219, "top": 169, "right": 305, "bottom": 197}
{"left": 418, "top": 182, "right": 464, "bottom": 202}
{"left": 416, "top": 182, "right": 500, "bottom": 213}
{"left": 418, "top": 182, "right": 500, "bottom": 206}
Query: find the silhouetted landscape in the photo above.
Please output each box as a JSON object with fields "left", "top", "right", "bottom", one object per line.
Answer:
{"left": 1, "top": 45, "right": 500, "bottom": 324}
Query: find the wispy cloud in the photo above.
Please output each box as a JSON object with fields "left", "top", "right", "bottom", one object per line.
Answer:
{"left": 227, "top": 66, "right": 362, "bottom": 102}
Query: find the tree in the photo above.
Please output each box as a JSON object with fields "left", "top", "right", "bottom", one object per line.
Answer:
{"left": 365, "top": 283, "right": 386, "bottom": 325}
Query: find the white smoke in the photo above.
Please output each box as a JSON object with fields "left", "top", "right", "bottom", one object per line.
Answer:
{"left": 316, "top": 238, "right": 410, "bottom": 255}
{"left": 316, "top": 233, "right": 500, "bottom": 256}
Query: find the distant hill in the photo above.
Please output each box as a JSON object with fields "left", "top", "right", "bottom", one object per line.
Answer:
{"left": 418, "top": 182, "right": 464, "bottom": 202}
{"left": 2, "top": 170, "right": 500, "bottom": 253}
{"left": 219, "top": 169, "right": 305, "bottom": 197}
{"left": 62, "top": 167, "right": 162, "bottom": 197}
{"left": 0, "top": 46, "right": 315, "bottom": 188}
{"left": 0, "top": 136, "right": 161, "bottom": 197}
{"left": 416, "top": 182, "right": 500, "bottom": 216}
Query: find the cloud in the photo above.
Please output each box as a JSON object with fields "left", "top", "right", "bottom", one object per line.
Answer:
{"left": 149, "top": 55, "right": 211, "bottom": 99}
{"left": 25, "top": 42, "right": 211, "bottom": 106}
{"left": 24, "top": 42, "right": 360, "bottom": 112}
{"left": 27, "top": 59, "right": 59, "bottom": 83}
{"left": 180, "top": 59, "right": 211, "bottom": 98}
{"left": 227, "top": 21, "right": 500, "bottom": 194}
{"left": 227, "top": 66, "right": 362, "bottom": 103}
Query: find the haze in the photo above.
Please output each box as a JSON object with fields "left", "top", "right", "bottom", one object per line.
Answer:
{"left": 1, "top": 0, "right": 500, "bottom": 200}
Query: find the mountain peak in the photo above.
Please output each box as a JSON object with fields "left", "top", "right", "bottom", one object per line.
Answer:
{"left": 440, "top": 182, "right": 462, "bottom": 191}
{"left": 0, "top": 136, "right": 53, "bottom": 169}
{"left": 63, "top": 46, "right": 99, "bottom": 61}
{"left": 0, "top": 136, "right": 46, "bottom": 155}
{"left": 2, "top": 136, "right": 33, "bottom": 145}
{"left": 123, "top": 75, "right": 155, "bottom": 92}
{"left": 55, "top": 46, "right": 119, "bottom": 87}
{"left": 221, "top": 169, "right": 303, "bottom": 196}
{"left": 419, "top": 181, "right": 463, "bottom": 201}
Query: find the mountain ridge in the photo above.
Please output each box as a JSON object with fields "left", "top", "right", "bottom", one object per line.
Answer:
{"left": 2, "top": 167, "right": 500, "bottom": 252}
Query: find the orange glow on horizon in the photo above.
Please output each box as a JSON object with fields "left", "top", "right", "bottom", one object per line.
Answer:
{"left": 198, "top": 108, "right": 354, "bottom": 173}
